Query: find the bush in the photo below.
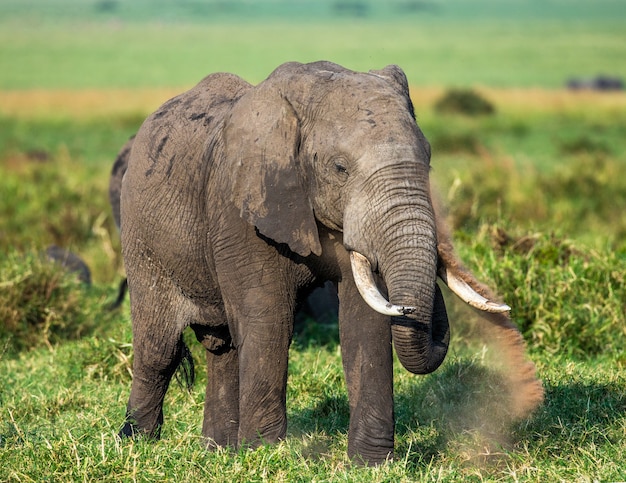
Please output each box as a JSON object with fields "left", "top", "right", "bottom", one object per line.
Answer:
{"left": 537, "top": 155, "right": 626, "bottom": 244}
{"left": 0, "top": 148, "right": 123, "bottom": 283}
{"left": 0, "top": 159, "right": 113, "bottom": 252}
{"left": 458, "top": 226, "right": 626, "bottom": 358}
{"left": 0, "top": 250, "right": 104, "bottom": 355}
{"left": 442, "top": 153, "right": 626, "bottom": 250}
{"left": 434, "top": 88, "right": 495, "bottom": 116}
{"left": 430, "top": 131, "right": 482, "bottom": 155}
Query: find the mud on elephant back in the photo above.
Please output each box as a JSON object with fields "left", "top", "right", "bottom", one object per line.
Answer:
{"left": 112, "top": 60, "right": 543, "bottom": 465}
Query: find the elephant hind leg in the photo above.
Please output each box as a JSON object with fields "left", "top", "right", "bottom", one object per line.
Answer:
{"left": 120, "top": 277, "right": 191, "bottom": 440}
{"left": 120, "top": 334, "right": 189, "bottom": 439}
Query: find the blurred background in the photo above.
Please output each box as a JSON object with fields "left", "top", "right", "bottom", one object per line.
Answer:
{"left": 2, "top": 0, "right": 625, "bottom": 88}
{"left": 2, "top": 0, "right": 625, "bottom": 270}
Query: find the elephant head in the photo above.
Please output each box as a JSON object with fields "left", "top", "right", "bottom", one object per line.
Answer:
{"left": 219, "top": 61, "right": 508, "bottom": 374}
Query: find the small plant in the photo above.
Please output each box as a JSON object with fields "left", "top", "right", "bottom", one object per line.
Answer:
{"left": 430, "top": 131, "right": 482, "bottom": 154}
{"left": 560, "top": 135, "right": 611, "bottom": 156}
{"left": 94, "top": 0, "right": 118, "bottom": 13}
{"left": 434, "top": 88, "right": 495, "bottom": 116}
{"left": 0, "top": 159, "right": 112, "bottom": 252}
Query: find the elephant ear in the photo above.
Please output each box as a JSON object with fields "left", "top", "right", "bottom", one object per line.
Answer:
{"left": 369, "top": 65, "right": 416, "bottom": 119}
{"left": 223, "top": 86, "right": 322, "bottom": 257}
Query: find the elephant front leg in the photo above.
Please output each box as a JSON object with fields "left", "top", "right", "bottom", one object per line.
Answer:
{"left": 235, "top": 315, "right": 291, "bottom": 447}
{"left": 213, "top": 235, "right": 296, "bottom": 448}
{"left": 338, "top": 278, "right": 395, "bottom": 465}
{"left": 217, "top": 276, "right": 294, "bottom": 447}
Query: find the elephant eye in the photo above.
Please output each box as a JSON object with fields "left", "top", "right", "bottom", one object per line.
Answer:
{"left": 327, "top": 156, "right": 349, "bottom": 185}
{"left": 334, "top": 160, "right": 348, "bottom": 176}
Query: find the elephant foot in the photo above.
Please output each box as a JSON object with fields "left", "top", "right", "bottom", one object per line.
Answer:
{"left": 348, "top": 432, "right": 394, "bottom": 466}
{"left": 348, "top": 446, "right": 394, "bottom": 467}
{"left": 118, "top": 421, "right": 137, "bottom": 439}
{"left": 118, "top": 420, "right": 161, "bottom": 440}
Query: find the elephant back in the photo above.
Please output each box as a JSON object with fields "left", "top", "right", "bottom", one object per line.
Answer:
{"left": 129, "top": 73, "right": 251, "bottom": 187}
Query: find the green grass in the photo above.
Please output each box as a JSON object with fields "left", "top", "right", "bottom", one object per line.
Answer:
{"left": 1, "top": 313, "right": 625, "bottom": 481}
{"left": 1, "top": 3, "right": 626, "bottom": 480}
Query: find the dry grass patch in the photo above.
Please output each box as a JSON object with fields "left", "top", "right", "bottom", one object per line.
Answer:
{"left": 0, "top": 88, "right": 183, "bottom": 120}
{"left": 2, "top": 87, "right": 626, "bottom": 121}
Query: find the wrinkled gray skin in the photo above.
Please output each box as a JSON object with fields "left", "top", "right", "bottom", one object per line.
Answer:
{"left": 109, "top": 137, "right": 133, "bottom": 233}
{"left": 119, "top": 61, "right": 453, "bottom": 464}
{"left": 110, "top": 135, "right": 335, "bottom": 317}
{"left": 108, "top": 137, "right": 134, "bottom": 309}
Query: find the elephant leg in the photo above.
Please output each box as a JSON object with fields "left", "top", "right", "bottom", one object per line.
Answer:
{"left": 338, "top": 277, "right": 395, "bottom": 465}
{"left": 213, "top": 234, "right": 297, "bottom": 447}
{"left": 119, "top": 276, "right": 187, "bottom": 439}
{"left": 192, "top": 324, "right": 240, "bottom": 448}
{"left": 220, "top": 283, "right": 293, "bottom": 446}
{"left": 234, "top": 304, "right": 292, "bottom": 447}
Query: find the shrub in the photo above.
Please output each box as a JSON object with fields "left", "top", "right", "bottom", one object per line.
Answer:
{"left": 430, "top": 131, "right": 482, "bottom": 155}
{"left": 537, "top": 155, "right": 626, "bottom": 244}
{"left": 434, "top": 88, "right": 495, "bottom": 116}
{"left": 559, "top": 135, "right": 612, "bottom": 156}
{"left": 0, "top": 159, "right": 113, "bottom": 252}
{"left": 458, "top": 226, "right": 626, "bottom": 358}
{"left": 442, "top": 153, "right": 626, "bottom": 249}
{"left": 0, "top": 250, "right": 101, "bottom": 355}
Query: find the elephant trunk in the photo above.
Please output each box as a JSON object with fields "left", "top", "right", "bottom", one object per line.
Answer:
{"left": 380, "top": 221, "right": 449, "bottom": 375}
{"left": 347, "top": 163, "right": 450, "bottom": 375}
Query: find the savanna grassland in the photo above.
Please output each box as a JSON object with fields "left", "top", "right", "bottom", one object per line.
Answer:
{"left": 1, "top": 1, "right": 625, "bottom": 481}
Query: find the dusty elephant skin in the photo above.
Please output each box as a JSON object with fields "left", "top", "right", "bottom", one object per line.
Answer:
{"left": 117, "top": 61, "right": 543, "bottom": 465}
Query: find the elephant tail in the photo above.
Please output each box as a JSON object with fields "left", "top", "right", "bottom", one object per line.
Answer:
{"left": 106, "top": 277, "right": 128, "bottom": 311}
{"left": 174, "top": 341, "right": 195, "bottom": 392}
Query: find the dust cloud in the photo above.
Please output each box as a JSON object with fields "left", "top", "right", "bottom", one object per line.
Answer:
{"left": 443, "top": 307, "right": 545, "bottom": 466}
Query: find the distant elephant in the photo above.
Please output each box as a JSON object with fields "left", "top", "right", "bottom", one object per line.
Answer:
{"left": 566, "top": 75, "right": 624, "bottom": 91}
{"left": 118, "top": 61, "right": 542, "bottom": 464}
{"left": 45, "top": 245, "right": 92, "bottom": 285}
{"left": 107, "top": 136, "right": 134, "bottom": 310}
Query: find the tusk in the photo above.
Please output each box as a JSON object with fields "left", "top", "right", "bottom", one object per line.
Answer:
{"left": 350, "top": 251, "right": 417, "bottom": 316}
{"left": 438, "top": 266, "right": 511, "bottom": 313}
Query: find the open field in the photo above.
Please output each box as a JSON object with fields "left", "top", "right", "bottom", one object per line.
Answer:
{"left": 1, "top": 2, "right": 626, "bottom": 481}
{"left": 1, "top": 1, "right": 625, "bottom": 90}
{"left": 4, "top": 87, "right": 626, "bottom": 120}
{"left": 2, "top": 20, "right": 625, "bottom": 89}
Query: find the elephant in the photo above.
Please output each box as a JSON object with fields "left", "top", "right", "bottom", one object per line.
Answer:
{"left": 45, "top": 245, "right": 92, "bottom": 285}
{"left": 117, "top": 60, "right": 542, "bottom": 464}
{"left": 107, "top": 136, "right": 134, "bottom": 310}
{"left": 566, "top": 75, "right": 624, "bottom": 91}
